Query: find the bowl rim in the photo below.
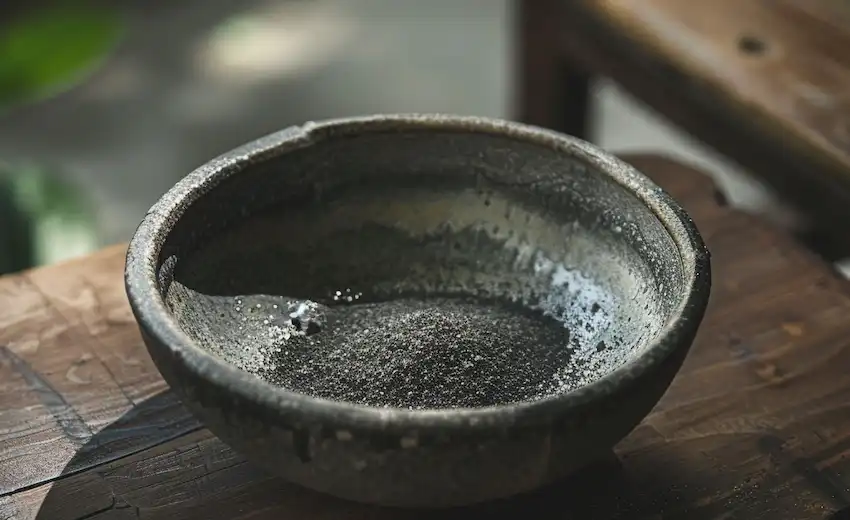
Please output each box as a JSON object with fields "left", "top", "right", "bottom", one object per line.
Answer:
{"left": 125, "top": 114, "right": 711, "bottom": 432}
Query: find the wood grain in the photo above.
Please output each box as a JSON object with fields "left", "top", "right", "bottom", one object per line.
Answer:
{"left": 3, "top": 155, "right": 850, "bottom": 518}
{"left": 525, "top": 0, "right": 850, "bottom": 256}
{"left": 0, "top": 245, "right": 200, "bottom": 501}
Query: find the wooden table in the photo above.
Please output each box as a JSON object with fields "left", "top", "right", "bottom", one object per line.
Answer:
{"left": 518, "top": 0, "right": 850, "bottom": 256}
{"left": 3, "top": 155, "right": 850, "bottom": 519}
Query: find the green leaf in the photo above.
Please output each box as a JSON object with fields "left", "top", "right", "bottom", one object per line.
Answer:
{"left": 0, "top": 161, "right": 98, "bottom": 271}
{"left": 0, "top": 4, "right": 123, "bottom": 109}
{"left": 0, "top": 176, "right": 35, "bottom": 275}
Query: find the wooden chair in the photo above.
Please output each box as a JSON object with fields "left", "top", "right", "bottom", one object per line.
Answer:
{"left": 518, "top": 0, "right": 850, "bottom": 256}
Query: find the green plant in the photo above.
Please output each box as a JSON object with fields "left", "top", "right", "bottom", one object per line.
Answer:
{"left": 0, "top": 4, "right": 122, "bottom": 111}
{"left": 0, "top": 4, "right": 120, "bottom": 272}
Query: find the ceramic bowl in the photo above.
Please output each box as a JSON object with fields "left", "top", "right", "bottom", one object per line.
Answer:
{"left": 125, "top": 114, "right": 710, "bottom": 508}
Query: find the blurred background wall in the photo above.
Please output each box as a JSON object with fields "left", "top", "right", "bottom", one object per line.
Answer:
{"left": 0, "top": 0, "right": 781, "bottom": 269}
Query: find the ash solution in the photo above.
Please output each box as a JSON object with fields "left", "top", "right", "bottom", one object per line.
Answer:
{"left": 164, "top": 187, "right": 650, "bottom": 410}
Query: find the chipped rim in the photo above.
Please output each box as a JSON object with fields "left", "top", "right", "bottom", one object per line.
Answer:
{"left": 125, "top": 114, "right": 711, "bottom": 433}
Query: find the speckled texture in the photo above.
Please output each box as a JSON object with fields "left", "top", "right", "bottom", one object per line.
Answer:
{"left": 191, "top": 295, "right": 577, "bottom": 409}
{"left": 165, "top": 207, "right": 651, "bottom": 409}
{"left": 125, "top": 114, "right": 711, "bottom": 507}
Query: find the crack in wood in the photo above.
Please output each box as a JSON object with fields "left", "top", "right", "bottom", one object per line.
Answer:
{"left": 758, "top": 434, "right": 850, "bottom": 509}
{"left": 0, "top": 345, "right": 92, "bottom": 444}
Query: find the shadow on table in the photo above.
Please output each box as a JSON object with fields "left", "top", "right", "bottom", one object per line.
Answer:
{"left": 34, "top": 392, "right": 695, "bottom": 520}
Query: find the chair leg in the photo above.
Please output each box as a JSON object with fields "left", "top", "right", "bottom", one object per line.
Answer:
{"left": 515, "top": 0, "right": 592, "bottom": 139}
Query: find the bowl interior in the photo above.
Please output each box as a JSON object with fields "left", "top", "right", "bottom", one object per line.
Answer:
{"left": 156, "top": 129, "right": 685, "bottom": 410}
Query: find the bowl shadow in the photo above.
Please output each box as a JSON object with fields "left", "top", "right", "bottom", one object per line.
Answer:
{"left": 31, "top": 392, "right": 690, "bottom": 519}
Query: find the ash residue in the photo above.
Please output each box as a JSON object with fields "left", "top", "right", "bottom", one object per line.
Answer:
{"left": 255, "top": 297, "right": 576, "bottom": 409}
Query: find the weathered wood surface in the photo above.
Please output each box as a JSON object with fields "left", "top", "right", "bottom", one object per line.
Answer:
{"left": 3, "top": 155, "right": 850, "bottom": 519}
{"left": 520, "top": 0, "right": 850, "bottom": 256}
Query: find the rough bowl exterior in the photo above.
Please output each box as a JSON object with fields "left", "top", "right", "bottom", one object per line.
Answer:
{"left": 125, "top": 114, "right": 711, "bottom": 508}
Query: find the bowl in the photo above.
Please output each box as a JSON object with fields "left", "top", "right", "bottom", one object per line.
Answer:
{"left": 125, "top": 114, "right": 710, "bottom": 508}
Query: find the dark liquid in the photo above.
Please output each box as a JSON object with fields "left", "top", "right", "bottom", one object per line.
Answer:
{"left": 256, "top": 295, "right": 574, "bottom": 409}
{"left": 167, "top": 193, "right": 630, "bottom": 409}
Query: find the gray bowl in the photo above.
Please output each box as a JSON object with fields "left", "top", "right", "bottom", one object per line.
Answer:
{"left": 125, "top": 114, "right": 710, "bottom": 508}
